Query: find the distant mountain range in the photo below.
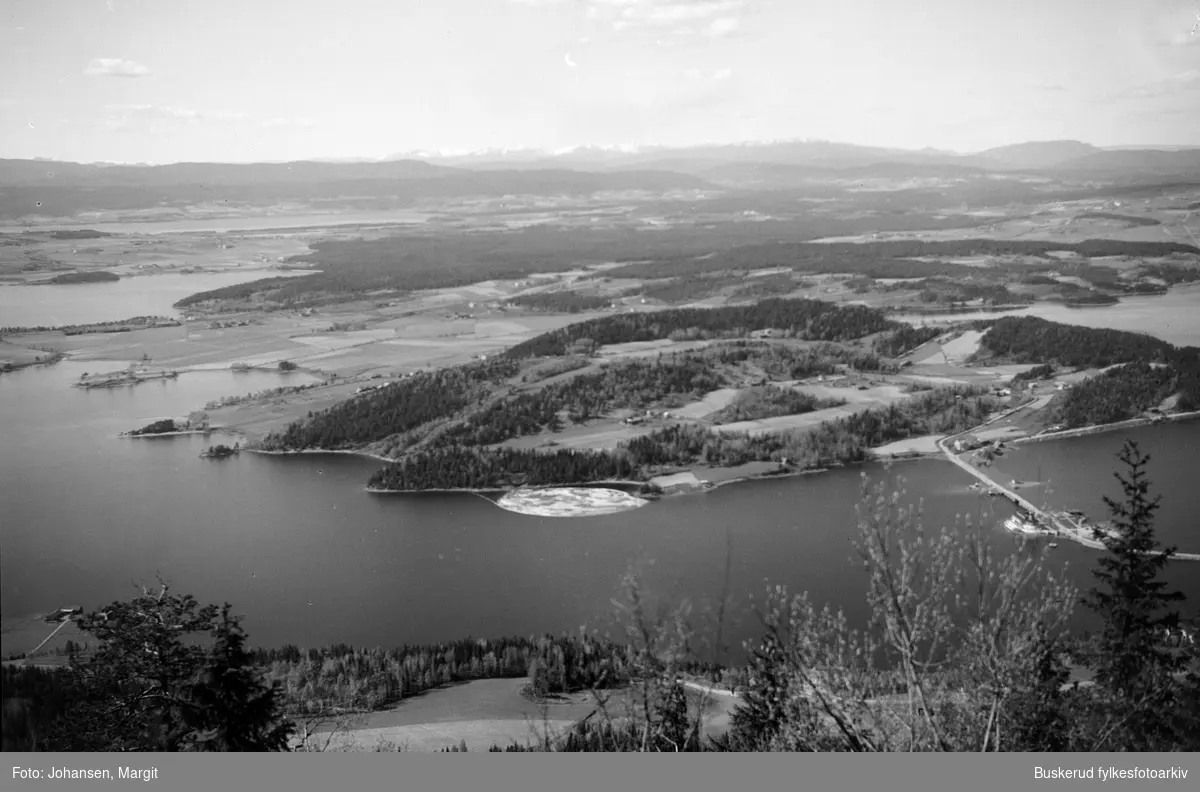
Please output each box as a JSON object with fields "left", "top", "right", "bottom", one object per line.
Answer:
{"left": 381, "top": 138, "right": 1200, "bottom": 174}
{"left": 2, "top": 138, "right": 1197, "bottom": 220}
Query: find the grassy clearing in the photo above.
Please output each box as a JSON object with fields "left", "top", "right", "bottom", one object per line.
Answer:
{"left": 316, "top": 678, "right": 738, "bottom": 752}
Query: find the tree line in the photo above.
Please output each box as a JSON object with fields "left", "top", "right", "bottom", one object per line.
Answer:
{"left": 257, "top": 300, "right": 906, "bottom": 457}
{"left": 258, "top": 358, "right": 520, "bottom": 453}
{"left": 367, "top": 447, "right": 642, "bottom": 491}
{"left": 506, "top": 298, "right": 897, "bottom": 359}
{"left": 507, "top": 291, "right": 614, "bottom": 313}
{"left": 624, "top": 388, "right": 997, "bottom": 469}
{"left": 433, "top": 354, "right": 727, "bottom": 448}
{"left": 976, "top": 316, "right": 1200, "bottom": 411}
{"left": 367, "top": 387, "right": 997, "bottom": 490}
{"left": 710, "top": 384, "right": 845, "bottom": 424}
{"left": 604, "top": 239, "right": 1198, "bottom": 282}
{"left": 1058, "top": 362, "right": 1180, "bottom": 427}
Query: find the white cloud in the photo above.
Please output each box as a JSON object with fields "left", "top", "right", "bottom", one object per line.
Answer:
{"left": 83, "top": 58, "right": 151, "bottom": 78}
{"left": 260, "top": 117, "right": 317, "bottom": 128}
{"left": 575, "top": 1, "right": 753, "bottom": 38}
{"left": 706, "top": 16, "right": 739, "bottom": 37}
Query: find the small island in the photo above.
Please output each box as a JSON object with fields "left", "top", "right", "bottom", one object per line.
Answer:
{"left": 122, "top": 413, "right": 213, "bottom": 437}
{"left": 200, "top": 443, "right": 240, "bottom": 459}
{"left": 45, "top": 271, "right": 120, "bottom": 284}
{"left": 76, "top": 367, "right": 179, "bottom": 389}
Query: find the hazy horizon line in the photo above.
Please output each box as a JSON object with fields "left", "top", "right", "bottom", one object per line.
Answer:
{"left": 6, "top": 137, "right": 1200, "bottom": 168}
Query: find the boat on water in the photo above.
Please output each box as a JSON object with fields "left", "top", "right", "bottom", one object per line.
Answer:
{"left": 1048, "top": 542, "right": 1059, "bottom": 548}
{"left": 1004, "top": 515, "right": 1042, "bottom": 535}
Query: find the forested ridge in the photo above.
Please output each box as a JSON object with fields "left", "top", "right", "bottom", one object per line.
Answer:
{"left": 367, "top": 387, "right": 998, "bottom": 490}
{"left": 258, "top": 358, "right": 519, "bottom": 452}
{"left": 433, "top": 342, "right": 891, "bottom": 449}
{"left": 1060, "top": 362, "right": 1183, "bottom": 427}
{"left": 604, "top": 238, "right": 1199, "bottom": 281}
{"left": 507, "top": 291, "right": 613, "bottom": 313}
{"left": 367, "top": 447, "right": 642, "bottom": 490}
{"left": 710, "top": 385, "right": 846, "bottom": 424}
{"left": 257, "top": 299, "right": 901, "bottom": 456}
{"left": 977, "top": 316, "right": 1200, "bottom": 412}
{"left": 623, "top": 387, "right": 997, "bottom": 470}
{"left": 506, "top": 298, "right": 897, "bottom": 358}
{"left": 432, "top": 354, "right": 727, "bottom": 448}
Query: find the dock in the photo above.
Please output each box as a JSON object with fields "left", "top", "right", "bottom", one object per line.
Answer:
{"left": 937, "top": 408, "right": 1200, "bottom": 561}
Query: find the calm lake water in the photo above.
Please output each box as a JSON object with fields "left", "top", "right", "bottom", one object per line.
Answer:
{"left": 0, "top": 271, "right": 310, "bottom": 327}
{"left": 4, "top": 357, "right": 1200, "bottom": 658}
{"left": 893, "top": 285, "right": 1200, "bottom": 348}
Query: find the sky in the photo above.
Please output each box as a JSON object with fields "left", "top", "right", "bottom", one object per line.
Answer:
{"left": 0, "top": 0, "right": 1198, "bottom": 163}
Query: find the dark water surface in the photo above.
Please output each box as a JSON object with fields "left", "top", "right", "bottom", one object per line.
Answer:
{"left": 4, "top": 359, "right": 1200, "bottom": 659}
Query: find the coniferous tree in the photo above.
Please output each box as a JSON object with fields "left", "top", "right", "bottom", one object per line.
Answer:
{"left": 181, "top": 606, "right": 294, "bottom": 751}
{"left": 1083, "top": 441, "right": 1184, "bottom": 700}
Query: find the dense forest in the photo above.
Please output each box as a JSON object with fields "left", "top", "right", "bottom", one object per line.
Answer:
{"left": 169, "top": 221, "right": 1198, "bottom": 312}
{"left": 978, "top": 315, "right": 1176, "bottom": 368}
{"left": 367, "top": 447, "right": 642, "bottom": 490}
{"left": 254, "top": 300, "right": 905, "bottom": 458}
{"left": 507, "top": 291, "right": 614, "bottom": 313}
{"left": 45, "top": 270, "right": 119, "bottom": 284}
{"left": 604, "top": 238, "right": 1199, "bottom": 282}
{"left": 432, "top": 354, "right": 727, "bottom": 448}
{"left": 1011, "top": 363, "right": 1055, "bottom": 383}
{"left": 709, "top": 384, "right": 845, "bottom": 424}
{"left": 976, "top": 316, "right": 1200, "bottom": 411}
{"left": 1058, "top": 362, "right": 1180, "bottom": 427}
{"left": 126, "top": 418, "right": 181, "bottom": 436}
{"left": 506, "top": 298, "right": 896, "bottom": 358}
{"left": 169, "top": 216, "right": 998, "bottom": 309}
{"left": 693, "top": 339, "right": 894, "bottom": 376}
{"left": 624, "top": 387, "right": 997, "bottom": 469}
{"left": 254, "top": 635, "right": 642, "bottom": 714}
{"left": 258, "top": 358, "right": 519, "bottom": 452}
{"left": 367, "top": 386, "right": 997, "bottom": 490}
{"left": 731, "top": 273, "right": 809, "bottom": 299}
{"left": 872, "top": 324, "right": 944, "bottom": 357}
{"left": 441, "top": 341, "right": 895, "bottom": 448}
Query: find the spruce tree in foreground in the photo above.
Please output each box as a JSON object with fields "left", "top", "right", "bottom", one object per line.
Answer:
{"left": 1083, "top": 440, "right": 1183, "bottom": 698}
{"left": 1077, "top": 440, "right": 1198, "bottom": 750}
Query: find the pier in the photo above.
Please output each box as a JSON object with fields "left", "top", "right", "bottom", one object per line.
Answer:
{"left": 937, "top": 409, "right": 1200, "bottom": 561}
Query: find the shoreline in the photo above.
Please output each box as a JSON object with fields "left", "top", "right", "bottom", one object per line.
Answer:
{"left": 120, "top": 428, "right": 227, "bottom": 438}
{"left": 364, "top": 480, "right": 649, "bottom": 496}
{"left": 236, "top": 409, "right": 1200, "bottom": 499}
{"left": 1011, "top": 410, "right": 1200, "bottom": 446}
{"left": 0, "top": 355, "right": 66, "bottom": 375}
{"left": 247, "top": 447, "right": 400, "bottom": 465}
